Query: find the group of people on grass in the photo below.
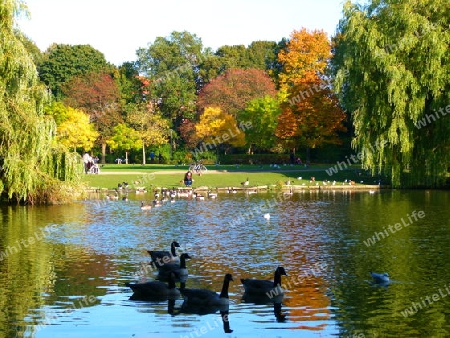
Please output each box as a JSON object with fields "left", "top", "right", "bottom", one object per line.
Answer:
{"left": 83, "top": 153, "right": 100, "bottom": 174}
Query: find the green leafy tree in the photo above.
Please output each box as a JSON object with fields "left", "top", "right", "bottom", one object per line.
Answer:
{"left": 215, "top": 41, "right": 278, "bottom": 72}
{"left": 215, "top": 45, "right": 252, "bottom": 69}
{"left": 39, "top": 43, "right": 112, "bottom": 98}
{"left": 240, "top": 96, "right": 281, "bottom": 152}
{"left": 15, "top": 30, "right": 43, "bottom": 67}
{"left": 136, "top": 31, "right": 203, "bottom": 124}
{"left": 125, "top": 103, "right": 171, "bottom": 164}
{"left": 247, "top": 41, "right": 278, "bottom": 70}
{"left": 196, "top": 48, "right": 223, "bottom": 90}
{"left": 0, "top": 1, "right": 81, "bottom": 204}
{"left": 117, "top": 61, "right": 144, "bottom": 104}
{"left": 107, "top": 123, "right": 142, "bottom": 164}
{"left": 333, "top": 0, "right": 450, "bottom": 187}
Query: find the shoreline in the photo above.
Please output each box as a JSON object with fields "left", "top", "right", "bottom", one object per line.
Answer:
{"left": 85, "top": 184, "right": 384, "bottom": 194}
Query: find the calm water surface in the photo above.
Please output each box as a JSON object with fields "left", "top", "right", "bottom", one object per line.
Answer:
{"left": 1, "top": 189, "right": 450, "bottom": 338}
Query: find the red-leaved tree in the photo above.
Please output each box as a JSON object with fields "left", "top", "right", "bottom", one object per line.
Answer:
{"left": 197, "top": 68, "right": 277, "bottom": 119}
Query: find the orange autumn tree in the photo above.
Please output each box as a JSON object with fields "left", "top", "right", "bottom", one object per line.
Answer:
{"left": 275, "top": 28, "right": 346, "bottom": 160}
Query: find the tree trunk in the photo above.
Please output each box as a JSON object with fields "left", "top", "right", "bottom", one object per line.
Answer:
{"left": 125, "top": 151, "right": 129, "bottom": 164}
{"left": 101, "top": 143, "right": 107, "bottom": 164}
{"left": 142, "top": 143, "right": 146, "bottom": 165}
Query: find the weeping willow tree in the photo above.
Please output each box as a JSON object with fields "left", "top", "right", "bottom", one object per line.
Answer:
{"left": 0, "top": 0, "right": 82, "bottom": 204}
{"left": 333, "top": 0, "right": 450, "bottom": 187}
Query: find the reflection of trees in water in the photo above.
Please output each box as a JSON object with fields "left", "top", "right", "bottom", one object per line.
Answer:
{"left": 0, "top": 205, "right": 108, "bottom": 337}
{"left": 129, "top": 291, "right": 233, "bottom": 334}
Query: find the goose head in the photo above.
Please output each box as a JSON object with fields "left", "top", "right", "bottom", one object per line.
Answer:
{"left": 170, "top": 241, "right": 180, "bottom": 257}
{"left": 179, "top": 253, "right": 192, "bottom": 267}
{"left": 273, "top": 266, "right": 287, "bottom": 286}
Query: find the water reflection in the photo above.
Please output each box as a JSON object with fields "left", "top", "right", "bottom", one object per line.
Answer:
{"left": 242, "top": 292, "right": 287, "bottom": 322}
{"left": 1, "top": 190, "right": 450, "bottom": 337}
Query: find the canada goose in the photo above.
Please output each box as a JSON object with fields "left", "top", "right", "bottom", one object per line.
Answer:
{"left": 207, "top": 190, "right": 218, "bottom": 199}
{"left": 148, "top": 241, "right": 180, "bottom": 268}
{"left": 370, "top": 271, "right": 390, "bottom": 284}
{"left": 136, "top": 188, "right": 147, "bottom": 194}
{"left": 140, "top": 201, "right": 152, "bottom": 210}
{"left": 227, "top": 187, "right": 237, "bottom": 194}
{"left": 181, "top": 273, "right": 233, "bottom": 311}
{"left": 193, "top": 192, "right": 205, "bottom": 200}
{"left": 241, "top": 178, "right": 249, "bottom": 186}
{"left": 152, "top": 199, "right": 162, "bottom": 207}
{"left": 241, "top": 267, "right": 287, "bottom": 296}
{"left": 126, "top": 271, "right": 180, "bottom": 300}
{"left": 106, "top": 193, "right": 119, "bottom": 201}
{"left": 177, "top": 189, "right": 192, "bottom": 198}
{"left": 157, "top": 253, "right": 192, "bottom": 281}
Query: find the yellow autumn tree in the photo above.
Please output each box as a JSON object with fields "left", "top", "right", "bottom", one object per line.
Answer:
{"left": 47, "top": 102, "right": 98, "bottom": 151}
{"left": 194, "top": 106, "right": 246, "bottom": 155}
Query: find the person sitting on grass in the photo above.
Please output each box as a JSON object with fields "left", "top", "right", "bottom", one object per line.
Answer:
{"left": 184, "top": 171, "right": 193, "bottom": 186}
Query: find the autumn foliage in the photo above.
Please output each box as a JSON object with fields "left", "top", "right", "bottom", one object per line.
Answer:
{"left": 277, "top": 28, "right": 331, "bottom": 91}
{"left": 62, "top": 72, "right": 121, "bottom": 116}
{"left": 195, "top": 107, "right": 246, "bottom": 148}
{"left": 197, "top": 68, "right": 277, "bottom": 117}
{"left": 276, "top": 29, "right": 346, "bottom": 152}
{"left": 276, "top": 83, "right": 346, "bottom": 148}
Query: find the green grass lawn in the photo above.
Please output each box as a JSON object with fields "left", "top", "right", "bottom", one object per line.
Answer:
{"left": 81, "top": 163, "right": 379, "bottom": 190}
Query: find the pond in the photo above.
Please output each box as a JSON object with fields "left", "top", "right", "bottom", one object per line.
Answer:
{"left": 1, "top": 189, "right": 450, "bottom": 338}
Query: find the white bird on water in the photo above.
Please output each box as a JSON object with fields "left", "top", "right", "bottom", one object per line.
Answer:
{"left": 263, "top": 213, "right": 271, "bottom": 220}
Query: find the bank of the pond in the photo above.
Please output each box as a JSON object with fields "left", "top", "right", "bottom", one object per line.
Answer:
{"left": 81, "top": 166, "right": 384, "bottom": 193}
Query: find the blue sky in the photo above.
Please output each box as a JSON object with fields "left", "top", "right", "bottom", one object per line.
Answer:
{"left": 18, "top": 0, "right": 347, "bottom": 65}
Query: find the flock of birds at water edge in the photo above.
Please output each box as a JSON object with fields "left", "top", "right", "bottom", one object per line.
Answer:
{"left": 125, "top": 241, "right": 391, "bottom": 333}
{"left": 104, "top": 176, "right": 380, "bottom": 210}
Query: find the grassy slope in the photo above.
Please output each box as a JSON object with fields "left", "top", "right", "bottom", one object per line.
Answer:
{"left": 81, "top": 164, "right": 379, "bottom": 190}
